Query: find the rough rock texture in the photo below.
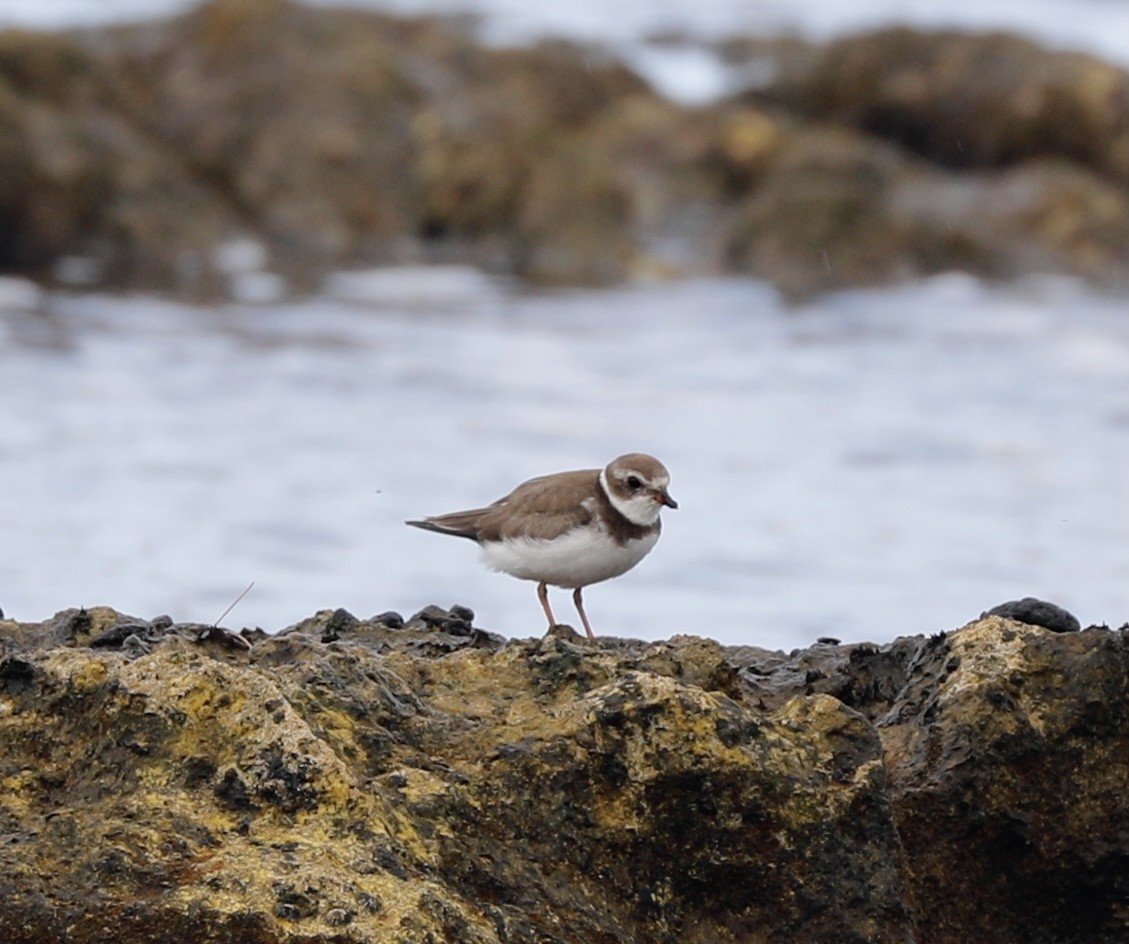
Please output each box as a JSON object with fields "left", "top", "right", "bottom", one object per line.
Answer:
{"left": 743, "top": 29, "right": 1128, "bottom": 182}
{"left": 730, "top": 618, "right": 1129, "bottom": 944}
{"left": 1, "top": 604, "right": 1126, "bottom": 943}
{"left": 724, "top": 29, "right": 1129, "bottom": 295}
{"left": 0, "top": 0, "right": 1126, "bottom": 299}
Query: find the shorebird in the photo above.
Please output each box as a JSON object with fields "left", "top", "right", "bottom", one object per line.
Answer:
{"left": 406, "top": 453, "right": 677, "bottom": 638}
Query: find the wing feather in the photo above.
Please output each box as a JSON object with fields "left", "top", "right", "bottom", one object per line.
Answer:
{"left": 474, "top": 469, "right": 598, "bottom": 541}
{"left": 406, "top": 468, "right": 601, "bottom": 543}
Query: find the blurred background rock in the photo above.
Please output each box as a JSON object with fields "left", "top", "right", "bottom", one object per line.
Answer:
{"left": 0, "top": 0, "right": 1125, "bottom": 299}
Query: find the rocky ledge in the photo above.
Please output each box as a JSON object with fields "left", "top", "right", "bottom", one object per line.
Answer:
{"left": 1, "top": 0, "right": 1126, "bottom": 299}
{"left": 1, "top": 604, "right": 1126, "bottom": 943}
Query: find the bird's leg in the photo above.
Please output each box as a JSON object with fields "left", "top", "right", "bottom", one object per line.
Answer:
{"left": 572, "top": 587, "right": 596, "bottom": 640}
{"left": 537, "top": 581, "right": 558, "bottom": 628}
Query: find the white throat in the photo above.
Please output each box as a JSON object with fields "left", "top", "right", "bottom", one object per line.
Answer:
{"left": 599, "top": 468, "right": 662, "bottom": 527}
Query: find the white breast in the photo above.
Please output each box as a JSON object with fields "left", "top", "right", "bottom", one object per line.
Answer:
{"left": 481, "top": 526, "right": 660, "bottom": 589}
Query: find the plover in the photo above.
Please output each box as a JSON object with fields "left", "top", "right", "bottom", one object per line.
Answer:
{"left": 406, "top": 453, "right": 677, "bottom": 639}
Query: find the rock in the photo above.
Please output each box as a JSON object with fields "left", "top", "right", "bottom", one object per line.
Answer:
{"left": 722, "top": 127, "right": 926, "bottom": 296}
{"left": 727, "top": 633, "right": 923, "bottom": 720}
{"left": 720, "top": 124, "right": 1129, "bottom": 298}
{"left": 0, "top": 3, "right": 1126, "bottom": 297}
{"left": 267, "top": 604, "right": 504, "bottom": 656}
{"left": 1, "top": 607, "right": 1127, "bottom": 942}
{"left": 730, "top": 617, "right": 1129, "bottom": 943}
{"left": 742, "top": 28, "right": 1129, "bottom": 183}
{"left": 879, "top": 618, "right": 1129, "bottom": 944}
{"left": 983, "top": 596, "right": 1081, "bottom": 633}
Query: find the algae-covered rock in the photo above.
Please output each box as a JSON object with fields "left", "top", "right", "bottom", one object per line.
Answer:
{"left": 0, "top": 1, "right": 1126, "bottom": 298}
{"left": 1, "top": 607, "right": 1127, "bottom": 942}
{"left": 880, "top": 619, "right": 1129, "bottom": 944}
{"left": 720, "top": 125, "right": 1129, "bottom": 298}
{"left": 726, "top": 615, "right": 1129, "bottom": 944}
{"left": 0, "top": 606, "right": 913, "bottom": 943}
{"left": 744, "top": 28, "right": 1129, "bottom": 183}
{"left": 0, "top": 0, "right": 655, "bottom": 295}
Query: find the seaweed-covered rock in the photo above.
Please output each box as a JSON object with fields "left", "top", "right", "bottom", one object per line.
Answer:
{"left": 0, "top": 1, "right": 1126, "bottom": 297}
{"left": 0, "top": 606, "right": 914, "bottom": 943}
{"left": 726, "top": 616, "right": 1129, "bottom": 944}
{"left": 982, "top": 596, "right": 1081, "bottom": 633}
{"left": 1, "top": 609, "right": 1126, "bottom": 942}
{"left": 743, "top": 28, "right": 1129, "bottom": 182}
{"left": 880, "top": 618, "right": 1129, "bottom": 944}
{"left": 720, "top": 124, "right": 1129, "bottom": 297}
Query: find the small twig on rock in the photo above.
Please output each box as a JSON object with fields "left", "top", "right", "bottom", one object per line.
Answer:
{"left": 213, "top": 581, "right": 255, "bottom": 628}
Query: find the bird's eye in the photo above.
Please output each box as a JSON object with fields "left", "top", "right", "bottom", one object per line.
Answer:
{"left": 626, "top": 475, "right": 643, "bottom": 490}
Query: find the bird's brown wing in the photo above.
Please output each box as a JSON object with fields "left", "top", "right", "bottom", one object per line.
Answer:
{"left": 473, "top": 468, "right": 600, "bottom": 542}
{"left": 407, "top": 468, "right": 601, "bottom": 542}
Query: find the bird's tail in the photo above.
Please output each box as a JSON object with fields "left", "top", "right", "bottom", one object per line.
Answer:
{"left": 404, "top": 512, "right": 485, "bottom": 541}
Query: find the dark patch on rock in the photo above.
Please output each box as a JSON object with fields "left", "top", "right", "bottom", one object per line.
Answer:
{"left": 319, "top": 607, "right": 359, "bottom": 642}
{"left": 370, "top": 840, "right": 411, "bottom": 882}
{"left": 0, "top": 655, "right": 35, "bottom": 694}
{"left": 983, "top": 596, "right": 1081, "bottom": 633}
{"left": 272, "top": 883, "right": 320, "bottom": 921}
{"left": 371, "top": 611, "right": 404, "bottom": 629}
{"left": 323, "top": 906, "right": 352, "bottom": 926}
{"left": 271, "top": 604, "right": 503, "bottom": 657}
{"left": 90, "top": 621, "right": 155, "bottom": 647}
{"left": 408, "top": 604, "right": 475, "bottom": 636}
{"left": 214, "top": 768, "right": 255, "bottom": 812}
{"left": 182, "top": 756, "right": 218, "bottom": 790}
{"left": 714, "top": 712, "right": 762, "bottom": 747}
{"left": 254, "top": 750, "right": 321, "bottom": 814}
{"left": 177, "top": 623, "right": 255, "bottom": 651}
{"left": 66, "top": 608, "right": 93, "bottom": 642}
{"left": 727, "top": 634, "right": 921, "bottom": 721}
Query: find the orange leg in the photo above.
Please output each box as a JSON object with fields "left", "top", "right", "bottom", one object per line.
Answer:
{"left": 537, "top": 581, "right": 557, "bottom": 628}
{"left": 572, "top": 587, "right": 595, "bottom": 640}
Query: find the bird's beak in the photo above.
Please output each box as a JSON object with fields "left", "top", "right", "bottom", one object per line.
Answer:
{"left": 658, "top": 489, "right": 678, "bottom": 510}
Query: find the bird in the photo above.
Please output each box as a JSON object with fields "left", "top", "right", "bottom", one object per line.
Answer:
{"left": 406, "top": 453, "right": 677, "bottom": 639}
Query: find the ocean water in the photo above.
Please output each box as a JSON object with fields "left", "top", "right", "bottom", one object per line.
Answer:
{"left": 1, "top": 0, "right": 1126, "bottom": 649}
{"left": 2, "top": 272, "right": 1126, "bottom": 650}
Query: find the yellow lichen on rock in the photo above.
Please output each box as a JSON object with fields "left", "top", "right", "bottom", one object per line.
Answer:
{"left": 1, "top": 605, "right": 1126, "bottom": 943}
